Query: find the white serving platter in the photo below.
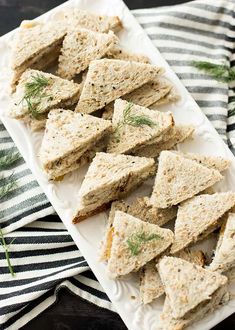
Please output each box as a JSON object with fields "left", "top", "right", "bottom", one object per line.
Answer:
{"left": 0, "top": 0, "right": 235, "bottom": 329}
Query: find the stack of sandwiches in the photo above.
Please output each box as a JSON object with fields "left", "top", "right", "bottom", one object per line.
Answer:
{"left": 9, "top": 7, "right": 235, "bottom": 328}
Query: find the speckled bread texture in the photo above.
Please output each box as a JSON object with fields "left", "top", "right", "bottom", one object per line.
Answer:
{"left": 75, "top": 59, "right": 164, "bottom": 114}
{"left": 11, "top": 70, "right": 80, "bottom": 119}
{"left": 172, "top": 151, "right": 231, "bottom": 172}
{"left": 73, "top": 153, "right": 156, "bottom": 223}
{"left": 170, "top": 192, "right": 235, "bottom": 254}
{"left": 106, "top": 211, "right": 174, "bottom": 278}
{"left": 209, "top": 213, "right": 235, "bottom": 273}
{"left": 140, "top": 249, "right": 205, "bottom": 304}
{"left": 158, "top": 285, "right": 229, "bottom": 330}
{"left": 135, "top": 125, "right": 194, "bottom": 158}
{"left": 40, "top": 110, "right": 112, "bottom": 179}
{"left": 11, "top": 21, "right": 67, "bottom": 89}
{"left": 107, "top": 99, "right": 174, "bottom": 154}
{"left": 158, "top": 256, "right": 228, "bottom": 319}
{"left": 100, "top": 197, "right": 177, "bottom": 261}
{"left": 102, "top": 77, "right": 172, "bottom": 120}
{"left": 149, "top": 85, "right": 180, "bottom": 109}
{"left": 150, "top": 151, "right": 223, "bottom": 208}
{"left": 61, "top": 8, "right": 122, "bottom": 33}
{"left": 105, "top": 46, "right": 149, "bottom": 63}
{"left": 57, "top": 30, "right": 118, "bottom": 80}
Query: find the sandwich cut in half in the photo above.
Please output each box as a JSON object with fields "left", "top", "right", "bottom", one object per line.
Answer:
{"left": 105, "top": 45, "right": 149, "bottom": 63}
{"left": 73, "top": 152, "right": 156, "bottom": 223}
{"left": 75, "top": 59, "right": 164, "bottom": 114}
{"left": 150, "top": 151, "right": 223, "bottom": 208}
{"left": 209, "top": 212, "right": 235, "bottom": 273}
{"left": 100, "top": 197, "right": 177, "bottom": 262}
{"left": 170, "top": 192, "right": 235, "bottom": 254}
{"left": 57, "top": 29, "right": 118, "bottom": 80}
{"left": 140, "top": 249, "right": 205, "bottom": 304}
{"left": 106, "top": 99, "right": 174, "bottom": 154}
{"left": 11, "top": 69, "right": 80, "bottom": 122}
{"left": 149, "top": 84, "right": 180, "bottom": 109}
{"left": 106, "top": 211, "right": 174, "bottom": 278}
{"left": 40, "top": 109, "right": 112, "bottom": 180}
{"left": 102, "top": 77, "right": 172, "bottom": 120}
{"left": 157, "top": 257, "right": 228, "bottom": 330}
{"left": 11, "top": 20, "right": 67, "bottom": 90}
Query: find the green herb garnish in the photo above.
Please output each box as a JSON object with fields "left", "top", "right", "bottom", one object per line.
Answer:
{"left": 21, "top": 73, "right": 51, "bottom": 119}
{"left": 192, "top": 61, "right": 235, "bottom": 83}
{"left": 0, "top": 228, "right": 15, "bottom": 276}
{"left": 0, "top": 174, "right": 18, "bottom": 199}
{"left": 127, "top": 231, "right": 162, "bottom": 256}
{"left": 115, "top": 102, "right": 157, "bottom": 141}
{"left": 0, "top": 150, "right": 21, "bottom": 169}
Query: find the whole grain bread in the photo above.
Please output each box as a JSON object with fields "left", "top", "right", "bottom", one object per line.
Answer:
{"left": 11, "top": 20, "right": 67, "bottom": 90}
{"left": 75, "top": 59, "right": 164, "bottom": 114}
{"left": 150, "top": 151, "right": 223, "bottom": 208}
{"left": 57, "top": 30, "right": 118, "bottom": 80}
{"left": 102, "top": 77, "right": 172, "bottom": 120}
{"left": 40, "top": 109, "right": 112, "bottom": 180}
{"left": 171, "top": 192, "right": 235, "bottom": 254}
{"left": 158, "top": 256, "right": 228, "bottom": 319}
{"left": 209, "top": 212, "right": 235, "bottom": 273}
{"left": 149, "top": 85, "right": 180, "bottom": 109}
{"left": 105, "top": 46, "right": 149, "bottom": 63}
{"left": 135, "top": 125, "right": 194, "bottom": 158}
{"left": 73, "top": 152, "right": 156, "bottom": 223}
{"left": 11, "top": 69, "right": 80, "bottom": 120}
{"left": 106, "top": 211, "right": 174, "bottom": 278}
{"left": 107, "top": 99, "right": 174, "bottom": 154}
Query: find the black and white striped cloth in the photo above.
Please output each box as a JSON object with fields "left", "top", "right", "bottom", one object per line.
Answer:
{"left": 0, "top": 0, "right": 234, "bottom": 329}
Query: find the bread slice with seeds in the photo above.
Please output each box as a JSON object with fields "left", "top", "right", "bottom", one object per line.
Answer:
{"left": 102, "top": 77, "right": 172, "bottom": 120}
{"left": 40, "top": 110, "right": 112, "bottom": 180}
{"left": 57, "top": 29, "right": 118, "bottom": 80}
{"left": 150, "top": 151, "right": 223, "bottom": 208}
{"left": 11, "top": 69, "right": 80, "bottom": 120}
{"left": 171, "top": 192, "right": 235, "bottom": 254}
{"left": 150, "top": 85, "right": 180, "bottom": 109}
{"left": 107, "top": 99, "right": 174, "bottom": 154}
{"left": 105, "top": 46, "right": 149, "bottom": 63}
{"left": 73, "top": 153, "right": 156, "bottom": 223}
{"left": 106, "top": 211, "right": 174, "bottom": 278}
{"left": 75, "top": 59, "right": 164, "bottom": 114}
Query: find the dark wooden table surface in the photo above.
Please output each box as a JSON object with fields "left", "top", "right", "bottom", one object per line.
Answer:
{"left": 0, "top": 1, "right": 234, "bottom": 329}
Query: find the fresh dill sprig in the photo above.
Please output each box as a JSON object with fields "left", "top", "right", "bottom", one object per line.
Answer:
{"left": 21, "top": 73, "right": 51, "bottom": 119}
{"left": 0, "top": 228, "right": 15, "bottom": 276}
{"left": 127, "top": 231, "right": 162, "bottom": 256}
{"left": 192, "top": 61, "right": 235, "bottom": 83}
{"left": 0, "top": 150, "right": 21, "bottom": 169}
{"left": 0, "top": 174, "right": 18, "bottom": 199}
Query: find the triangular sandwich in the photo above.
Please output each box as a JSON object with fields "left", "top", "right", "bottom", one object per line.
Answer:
{"left": 150, "top": 85, "right": 180, "bottom": 109}
{"left": 11, "top": 69, "right": 80, "bottom": 120}
{"left": 11, "top": 20, "right": 67, "bottom": 89}
{"left": 40, "top": 110, "right": 112, "bottom": 180}
{"left": 73, "top": 153, "right": 156, "bottom": 223}
{"left": 105, "top": 46, "right": 149, "bottom": 63}
{"left": 135, "top": 125, "right": 194, "bottom": 158}
{"left": 102, "top": 77, "right": 172, "bottom": 120}
{"left": 150, "top": 151, "right": 223, "bottom": 208}
{"left": 158, "top": 256, "right": 228, "bottom": 319}
{"left": 106, "top": 211, "right": 174, "bottom": 278}
{"left": 57, "top": 29, "right": 118, "bottom": 80}
{"left": 107, "top": 99, "right": 174, "bottom": 154}
{"left": 209, "top": 212, "right": 235, "bottom": 273}
{"left": 100, "top": 197, "right": 177, "bottom": 261}
{"left": 75, "top": 59, "right": 164, "bottom": 114}
{"left": 140, "top": 249, "right": 205, "bottom": 304}
{"left": 158, "top": 257, "right": 229, "bottom": 330}
{"left": 171, "top": 192, "right": 235, "bottom": 254}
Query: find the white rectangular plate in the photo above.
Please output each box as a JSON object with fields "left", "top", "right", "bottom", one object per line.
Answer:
{"left": 0, "top": 0, "right": 235, "bottom": 329}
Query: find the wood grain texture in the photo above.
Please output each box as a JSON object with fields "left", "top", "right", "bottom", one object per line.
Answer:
{"left": 0, "top": 1, "right": 234, "bottom": 329}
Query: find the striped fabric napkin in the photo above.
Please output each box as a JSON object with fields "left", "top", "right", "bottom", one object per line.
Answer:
{"left": 0, "top": 0, "right": 234, "bottom": 329}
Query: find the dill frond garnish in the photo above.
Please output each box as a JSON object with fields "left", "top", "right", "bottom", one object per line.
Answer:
{"left": 21, "top": 73, "right": 51, "bottom": 119}
{"left": 127, "top": 231, "right": 162, "bottom": 256}
{"left": 192, "top": 61, "right": 235, "bottom": 83}
{"left": 0, "top": 228, "right": 15, "bottom": 276}
{"left": 0, "top": 150, "right": 21, "bottom": 169}
{"left": 0, "top": 174, "right": 18, "bottom": 199}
